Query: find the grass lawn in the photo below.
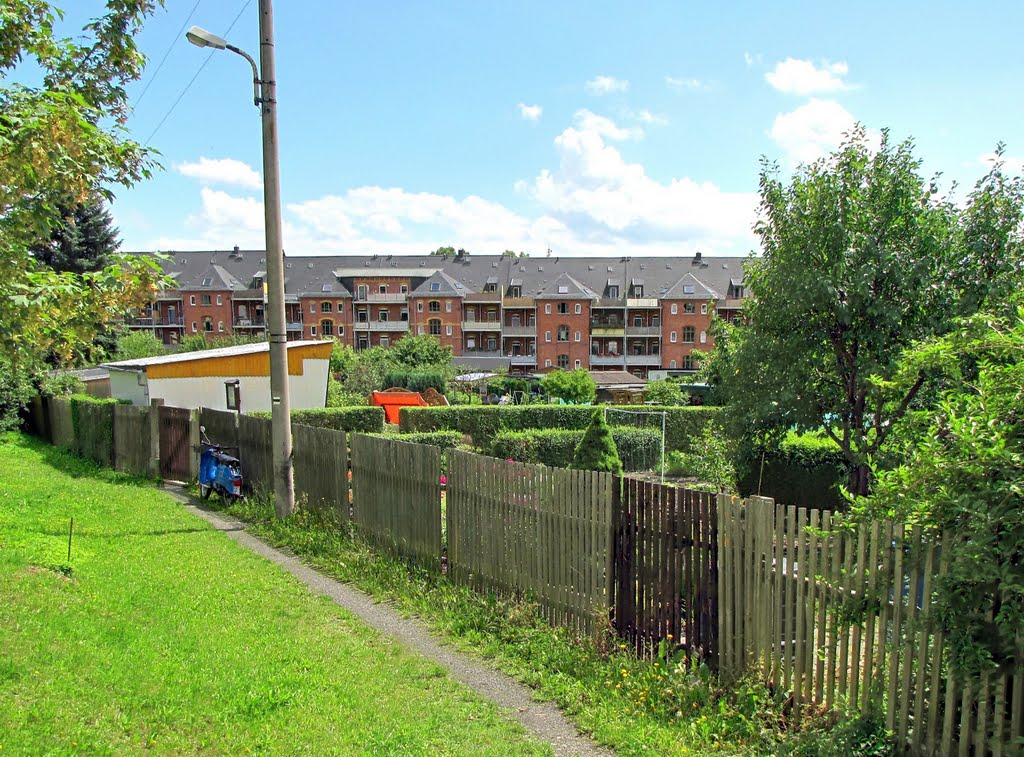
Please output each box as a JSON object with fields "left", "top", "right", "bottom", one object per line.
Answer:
{"left": 0, "top": 433, "right": 549, "bottom": 755}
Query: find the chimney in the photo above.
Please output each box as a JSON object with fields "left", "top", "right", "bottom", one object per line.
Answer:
{"left": 233, "top": 245, "right": 240, "bottom": 252}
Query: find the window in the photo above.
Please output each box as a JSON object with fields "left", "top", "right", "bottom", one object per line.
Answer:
{"left": 557, "top": 303, "right": 568, "bottom": 314}
{"left": 217, "top": 320, "right": 224, "bottom": 332}
{"left": 633, "top": 315, "right": 643, "bottom": 327}
{"left": 486, "top": 337, "right": 496, "bottom": 350}
{"left": 429, "top": 301, "right": 440, "bottom": 313}
{"left": 310, "top": 325, "right": 317, "bottom": 337}
{"left": 322, "top": 284, "right": 333, "bottom": 293}
{"left": 201, "top": 277, "right": 213, "bottom": 287}
{"left": 446, "top": 325, "right": 452, "bottom": 336}
{"left": 429, "top": 282, "right": 441, "bottom": 292}
{"left": 321, "top": 301, "right": 333, "bottom": 313}
{"left": 670, "top": 331, "right": 677, "bottom": 343}
{"left": 378, "top": 310, "right": 388, "bottom": 321}
{"left": 557, "top": 325, "right": 569, "bottom": 342}
{"left": 445, "top": 301, "right": 452, "bottom": 313}
{"left": 358, "top": 337, "right": 368, "bottom": 349}
{"left": 429, "top": 319, "right": 441, "bottom": 336}
{"left": 684, "top": 303, "right": 696, "bottom": 314}
{"left": 191, "top": 321, "right": 197, "bottom": 333}
{"left": 357, "top": 284, "right": 368, "bottom": 299}
{"left": 321, "top": 320, "right": 334, "bottom": 336}
{"left": 216, "top": 295, "right": 222, "bottom": 305}
{"left": 557, "top": 354, "right": 569, "bottom": 369}
{"left": 203, "top": 317, "right": 213, "bottom": 332}
{"left": 417, "top": 326, "right": 424, "bottom": 335}
{"left": 379, "top": 284, "right": 387, "bottom": 294}
{"left": 417, "top": 301, "right": 424, "bottom": 312}
{"left": 575, "top": 359, "right": 582, "bottom": 369}
{"left": 380, "top": 336, "right": 389, "bottom": 348}
{"left": 683, "top": 326, "right": 695, "bottom": 343}
{"left": 467, "top": 337, "right": 477, "bottom": 350}
{"left": 545, "top": 330, "right": 552, "bottom": 342}
{"left": 253, "top": 277, "right": 263, "bottom": 289}
{"left": 544, "top": 304, "right": 551, "bottom": 314}
{"left": 338, "top": 326, "right": 345, "bottom": 336}
{"left": 356, "top": 309, "right": 367, "bottom": 322}
{"left": 486, "top": 309, "right": 497, "bottom": 322}
{"left": 510, "top": 286, "right": 521, "bottom": 298}
{"left": 670, "top": 360, "right": 677, "bottom": 369}
{"left": 683, "top": 285, "right": 695, "bottom": 294}
{"left": 591, "top": 342, "right": 600, "bottom": 355}
{"left": 310, "top": 303, "right": 316, "bottom": 313}
{"left": 201, "top": 294, "right": 211, "bottom": 305}
{"left": 400, "top": 285, "right": 408, "bottom": 294}
{"left": 671, "top": 303, "right": 678, "bottom": 315}
{"left": 545, "top": 359, "right": 552, "bottom": 368}
{"left": 466, "top": 307, "right": 476, "bottom": 321}
{"left": 700, "top": 330, "right": 707, "bottom": 344}
{"left": 400, "top": 310, "right": 408, "bottom": 321}
{"left": 190, "top": 295, "right": 196, "bottom": 305}
{"left": 652, "top": 316, "right": 660, "bottom": 327}
{"left": 701, "top": 303, "right": 709, "bottom": 314}
{"left": 683, "top": 355, "right": 695, "bottom": 371}
{"left": 608, "top": 341, "right": 618, "bottom": 355}
{"left": 608, "top": 286, "right": 619, "bottom": 299}
{"left": 574, "top": 330, "right": 581, "bottom": 342}
{"left": 484, "top": 283, "right": 497, "bottom": 293}
{"left": 634, "top": 286, "right": 644, "bottom": 297}
{"left": 225, "top": 380, "right": 240, "bottom": 411}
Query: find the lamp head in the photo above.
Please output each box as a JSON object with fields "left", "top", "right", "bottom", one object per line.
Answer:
{"left": 185, "top": 26, "right": 227, "bottom": 50}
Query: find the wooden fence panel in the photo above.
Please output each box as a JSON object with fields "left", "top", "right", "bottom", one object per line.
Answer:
{"left": 237, "top": 414, "right": 273, "bottom": 493}
{"left": 47, "top": 398, "right": 74, "bottom": 449}
{"left": 198, "top": 408, "right": 239, "bottom": 451}
{"left": 113, "top": 404, "right": 151, "bottom": 476}
{"left": 446, "top": 450, "right": 614, "bottom": 637}
{"left": 292, "top": 423, "right": 348, "bottom": 518}
{"left": 71, "top": 400, "right": 114, "bottom": 467}
{"left": 350, "top": 434, "right": 441, "bottom": 571}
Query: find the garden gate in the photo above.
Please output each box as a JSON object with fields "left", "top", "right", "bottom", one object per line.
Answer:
{"left": 158, "top": 406, "right": 192, "bottom": 481}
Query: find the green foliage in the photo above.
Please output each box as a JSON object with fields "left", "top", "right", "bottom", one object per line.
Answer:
{"left": 39, "top": 371, "right": 85, "bottom": 398}
{"left": 718, "top": 127, "right": 1024, "bottom": 495}
{"left": 0, "top": 357, "right": 34, "bottom": 432}
{"left": 68, "top": 394, "right": 121, "bottom": 467}
{"left": 325, "top": 377, "right": 366, "bottom": 407}
{"left": 385, "top": 430, "right": 463, "bottom": 451}
{"left": 114, "top": 330, "right": 166, "bottom": 360}
{"left": 571, "top": 411, "right": 623, "bottom": 474}
{"left": 251, "top": 407, "right": 384, "bottom": 434}
{"left": 387, "top": 334, "right": 453, "bottom": 371}
{"left": 735, "top": 432, "right": 849, "bottom": 508}
{"left": 665, "top": 420, "right": 737, "bottom": 493}
{"left": 540, "top": 369, "right": 597, "bottom": 404}
{"left": 28, "top": 193, "right": 120, "bottom": 274}
{"left": 854, "top": 302, "right": 1024, "bottom": 673}
{"left": 779, "top": 714, "right": 896, "bottom": 756}
{"left": 177, "top": 333, "right": 263, "bottom": 353}
{"left": 643, "top": 378, "right": 687, "bottom": 406}
{"left": 382, "top": 369, "right": 447, "bottom": 393}
{"left": 329, "top": 341, "right": 357, "bottom": 376}
{"left": 491, "top": 427, "right": 659, "bottom": 471}
{"left": 430, "top": 246, "right": 456, "bottom": 257}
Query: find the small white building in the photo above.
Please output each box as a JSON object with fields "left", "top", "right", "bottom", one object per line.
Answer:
{"left": 103, "top": 340, "right": 332, "bottom": 412}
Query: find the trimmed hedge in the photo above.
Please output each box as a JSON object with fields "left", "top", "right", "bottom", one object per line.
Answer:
{"left": 250, "top": 406, "right": 384, "bottom": 433}
{"left": 374, "top": 430, "right": 463, "bottom": 451}
{"left": 68, "top": 394, "right": 124, "bottom": 467}
{"left": 737, "top": 432, "right": 850, "bottom": 509}
{"left": 490, "top": 427, "right": 661, "bottom": 471}
{"left": 399, "top": 405, "right": 720, "bottom": 452}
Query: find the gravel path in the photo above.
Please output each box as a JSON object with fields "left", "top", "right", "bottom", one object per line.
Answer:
{"left": 162, "top": 487, "right": 612, "bottom": 757}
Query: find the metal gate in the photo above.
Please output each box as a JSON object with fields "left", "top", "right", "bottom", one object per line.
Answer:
{"left": 159, "top": 406, "right": 192, "bottom": 481}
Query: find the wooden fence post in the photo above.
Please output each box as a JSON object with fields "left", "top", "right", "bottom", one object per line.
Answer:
{"left": 188, "top": 409, "right": 200, "bottom": 480}
{"left": 149, "top": 399, "right": 163, "bottom": 478}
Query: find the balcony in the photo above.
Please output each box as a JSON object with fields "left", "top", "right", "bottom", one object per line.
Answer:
{"left": 502, "top": 297, "right": 536, "bottom": 308}
{"left": 462, "top": 319, "right": 501, "bottom": 332}
{"left": 353, "top": 320, "right": 410, "bottom": 332}
{"left": 590, "top": 355, "right": 626, "bottom": 367}
{"left": 625, "top": 325, "right": 661, "bottom": 337}
{"left": 286, "top": 322, "right": 303, "bottom": 332}
{"left": 356, "top": 293, "right": 407, "bottom": 303}
{"left": 461, "top": 349, "right": 501, "bottom": 358}
{"left": 233, "top": 317, "right": 266, "bottom": 328}
{"left": 509, "top": 353, "right": 537, "bottom": 365}
{"left": 590, "top": 325, "right": 625, "bottom": 337}
{"left": 626, "top": 353, "right": 662, "bottom": 366}
{"left": 627, "top": 298, "right": 659, "bottom": 308}
{"left": 465, "top": 292, "right": 502, "bottom": 304}
{"left": 127, "top": 315, "right": 184, "bottom": 327}
{"left": 502, "top": 324, "right": 535, "bottom": 337}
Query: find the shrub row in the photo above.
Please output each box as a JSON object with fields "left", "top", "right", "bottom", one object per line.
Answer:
{"left": 399, "top": 405, "right": 720, "bottom": 452}
{"left": 736, "top": 432, "right": 850, "bottom": 509}
{"left": 250, "top": 406, "right": 384, "bottom": 433}
{"left": 372, "top": 430, "right": 463, "bottom": 451}
{"left": 490, "top": 427, "right": 662, "bottom": 471}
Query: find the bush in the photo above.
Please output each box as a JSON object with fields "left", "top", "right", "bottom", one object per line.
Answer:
{"left": 572, "top": 411, "right": 622, "bottom": 474}
{"left": 643, "top": 378, "right": 687, "bottom": 406}
{"left": 250, "top": 407, "right": 384, "bottom": 433}
{"left": 68, "top": 394, "right": 124, "bottom": 467}
{"left": 540, "top": 368, "right": 596, "bottom": 404}
{"left": 325, "top": 377, "right": 367, "bottom": 407}
{"left": 377, "top": 430, "right": 462, "bottom": 451}
{"left": 382, "top": 369, "right": 447, "bottom": 394}
{"left": 400, "top": 404, "right": 721, "bottom": 452}
{"left": 664, "top": 420, "right": 737, "bottom": 493}
{"left": 491, "top": 427, "right": 660, "bottom": 471}
{"left": 736, "top": 432, "right": 849, "bottom": 508}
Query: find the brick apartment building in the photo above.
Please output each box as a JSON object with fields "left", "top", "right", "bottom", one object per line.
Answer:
{"left": 128, "top": 248, "right": 747, "bottom": 378}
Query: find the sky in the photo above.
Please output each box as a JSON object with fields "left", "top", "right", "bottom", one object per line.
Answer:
{"left": 69, "top": 1, "right": 1024, "bottom": 257}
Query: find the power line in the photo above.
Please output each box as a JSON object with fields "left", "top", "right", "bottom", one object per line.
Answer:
{"left": 133, "top": 0, "right": 204, "bottom": 112}
{"left": 143, "top": 0, "right": 252, "bottom": 146}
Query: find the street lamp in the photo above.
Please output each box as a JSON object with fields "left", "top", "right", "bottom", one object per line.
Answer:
{"left": 186, "top": 8, "right": 295, "bottom": 517}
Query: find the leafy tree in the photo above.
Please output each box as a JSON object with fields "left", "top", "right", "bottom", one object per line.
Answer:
{"left": 540, "top": 369, "right": 597, "bottom": 404}
{"left": 29, "top": 193, "right": 120, "bottom": 274}
{"left": 329, "top": 341, "right": 357, "bottom": 376}
{"left": 718, "top": 127, "right": 1024, "bottom": 495}
{"left": 430, "top": 246, "right": 456, "bottom": 257}
{"left": 176, "top": 334, "right": 263, "bottom": 353}
{"left": 114, "top": 331, "right": 166, "bottom": 360}
{"left": 644, "top": 378, "right": 687, "bottom": 406}
{"left": 854, "top": 300, "right": 1024, "bottom": 673}
{"left": 571, "top": 411, "right": 623, "bottom": 474}
{"left": 387, "top": 334, "right": 453, "bottom": 371}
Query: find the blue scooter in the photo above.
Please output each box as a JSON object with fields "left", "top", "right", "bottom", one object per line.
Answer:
{"left": 198, "top": 425, "right": 243, "bottom": 502}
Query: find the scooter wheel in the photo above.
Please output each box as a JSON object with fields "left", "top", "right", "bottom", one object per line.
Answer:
{"left": 199, "top": 483, "right": 212, "bottom": 500}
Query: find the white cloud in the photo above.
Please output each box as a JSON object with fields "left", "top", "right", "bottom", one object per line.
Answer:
{"left": 977, "top": 151, "right": 1024, "bottom": 175}
{"left": 175, "top": 157, "right": 262, "bottom": 190}
{"left": 573, "top": 109, "right": 643, "bottom": 141}
{"left": 769, "top": 98, "right": 860, "bottom": 165}
{"left": 665, "top": 76, "right": 708, "bottom": 92}
{"left": 628, "top": 109, "right": 669, "bottom": 126}
{"left": 765, "top": 58, "right": 852, "bottom": 95}
{"left": 518, "top": 102, "right": 542, "bottom": 121}
{"left": 585, "top": 75, "right": 629, "bottom": 95}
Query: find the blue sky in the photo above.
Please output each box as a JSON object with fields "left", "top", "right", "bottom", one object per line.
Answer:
{"left": 75, "top": 1, "right": 1024, "bottom": 256}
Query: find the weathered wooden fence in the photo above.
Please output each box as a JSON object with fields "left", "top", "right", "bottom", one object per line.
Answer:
{"left": 447, "top": 450, "right": 615, "bottom": 637}
{"left": 70, "top": 399, "right": 115, "bottom": 467}
{"left": 113, "top": 404, "right": 153, "bottom": 476}
{"left": 47, "top": 397, "right": 74, "bottom": 449}
{"left": 159, "top": 406, "right": 193, "bottom": 481}
{"left": 613, "top": 478, "right": 719, "bottom": 663}
{"left": 349, "top": 434, "right": 441, "bottom": 570}
{"left": 238, "top": 413, "right": 273, "bottom": 492}
{"left": 198, "top": 407, "right": 239, "bottom": 451}
{"left": 718, "top": 496, "right": 1024, "bottom": 755}
{"left": 292, "top": 423, "right": 348, "bottom": 516}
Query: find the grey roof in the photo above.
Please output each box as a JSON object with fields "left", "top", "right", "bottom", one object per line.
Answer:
{"left": 132, "top": 250, "right": 747, "bottom": 302}
{"left": 536, "top": 272, "right": 599, "bottom": 300}
{"left": 410, "top": 269, "right": 467, "bottom": 297}
{"left": 661, "top": 272, "right": 724, "bottom": 300}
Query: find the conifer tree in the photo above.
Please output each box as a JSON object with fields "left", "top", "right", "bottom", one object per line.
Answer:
{"left": 572, "top": 410, "right": 623, "bottom": 474}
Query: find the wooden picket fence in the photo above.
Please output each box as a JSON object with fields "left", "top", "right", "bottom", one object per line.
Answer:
{"left": 718, "top": 496, "right": 1024, "bottom": 755}
{"left": 613, "top": 478, "right": 719, "bottom": 663}
{"left": 292, "top": 423, "right": 348, "bottom": 517}
{"left": 112, "top": 404, "right": 153, "bottom": 477}
{"left": 446, "top": 450, "right": 615, "bottom": 637}
{"left": 238, "top": 413, "right": 273, "bottom": 492}
{"left": 349, "top": 434, "right": 441, "bottom": 571}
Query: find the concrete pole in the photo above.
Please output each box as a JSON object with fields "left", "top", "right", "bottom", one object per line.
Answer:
{"left": 257, "top": 0, "right": 294, "bottom": 517}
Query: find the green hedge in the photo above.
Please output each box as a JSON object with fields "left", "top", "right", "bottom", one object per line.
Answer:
{"left": 250, "top": 406, "right": 384, "bottom": 433}
{"left": 69, "top": 394, "right": 123, "bottom": 467}
{"left": 490, "top": 427, "right": 661, "bottom": 471}
{"left": 737, "top": 432, "right": 850, "bottom": 509}
{"left": 399, "top": 405, "right": 720, "bottom": 452}
{"left": 373, "top": 430, "right": 463, "bottom": 451}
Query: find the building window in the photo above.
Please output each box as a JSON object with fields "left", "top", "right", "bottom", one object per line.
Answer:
{"left": 701, "top": 303, "right": 709, "bottom": 314}
{"left": 557, "top": 325, "right": 569, "bottom": 342}
{"left": 545, "top": 359, "right": 552, "bottom": 368}
{"left": 398, "top": 284, "right": 407, "bottom": 294}
{"left": 670, "top": 360, "right": 677, "bottom": 369}
{"left": 670, "top": 331, "right": 677, "bottom": 343}
{"left": 608, "top": 286, "right": 619, "bottom": 299}
{"left": 510, "top": 286, "right": 521, "bottom": 298}
{"left": 379, "top": 284, "right": 387, "bottom": 294}
{"left": 400, "top": 310, "right": 408, "bottom": 321}
{"left": 486, "top": 308, "right": 497, "bottom": 322}
{"left": 191, "top": 321, "right": 197, "bottom": 333}
{"left": 466, "top": 307, "right": 476, "bottom": 321}
{"left": 201, "top": 294, "right": 211, "bottom": 305}
{"left": 190, "top": 295, "right": 196, "bottom": 306}
{"left": 429, "top": 282, "right": 441, "bottom": 292}
{"left": 574, "top": 303, "right": 582, "bottom": 315}
{"left": 445, "top": 301, "right": 452, "bottom": 313}
{"left": 338, "top": 326, "right": 345, "bottom": 336}
{"left": 671, "top": 303, "right": 678, "bottom": 315}
{"left": 357, "top": 284, "right": 368, "bottom": 299}
{"left": 378, "top": 310, "right": 388, "bottom": 321}
{"left": 486, "top": 337, "right": 496, "bottom": 351}
{"left": 652, "top": 316, "right": 660, "bottom": 327}
{"left": 684, "top": 303, "right": 695, "bottom": 314}
{"left": 217, "top": 320, "right": 224, "bottom": 332}
{"left": 203, "top": 317, "right": 213, "bottom": 332}
{"left": 429, "top": 301, "right": 440, "bottom": 313}
{"left": 557, "top": 302, "right": 568, "bottom": 314}
{"left": 575, "top": 359, "right": 582, "bottom": 369}
{"left": 417, "top": 326, "right": 424, "bottom": 335}
{"left": 216, "top": 295, "right": 222, "bottom": 305}
{"left": 557, "top": 354, "right": 569, "bottom": 369}
{"left": 310, "top": 302, "right": 316, "bottom": 313}
{"left": 484, "top": 283, "right": 497, "bottom": 293}
{"left": 683, "top": 326, "right": 695, "bottom": 343}
{"left": 380, "top": 336, "right": 389, "bottom": 348}
{"left": 544, "top": 304, "right": 551, "bottom": 314}
{"left": 321, "top": 301, "right": 332, "bottom": 313}
{"left": 683, "top": 355, "right": 695, "bottom": 370}
{"left": 545, "top": 330, "right": 552, "bottom": 342}
{"left": 225, "top": 380, "right": 240, "bottom": 411}
{"left": 358, "top": 337, "right": 368, "bottom": 349}
{"left": 446, "top": 325, "right": 452, "bottom": 336}
{"left": 633, "top": 315, "right": 643, "bottom": 327}
{"left": 357, "top": 309, "right": 367, "bottom": 322}
{"left": 700, "top": 330, "right": 707, "bottom": 344}
{"left": 311, "top": 325, "right": 317, "bottom": 337}
{"left": 574, "top": 330, "right": 581, "bottom": 342}
{"left": 429, "top": 319, "right": 441, "bottom": 336}
{"left": 321, "top": 319, "right": 334, "bottom": 336}
{"left": 417, "top": 301, "right": 424, "bottom": 312}
{"left": 635, "top": 286, "right": 644, "bottom": 297}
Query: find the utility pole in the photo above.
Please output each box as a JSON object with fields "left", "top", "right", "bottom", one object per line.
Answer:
{"left": 258, "top": 0, "right": 294, "bottom": 517}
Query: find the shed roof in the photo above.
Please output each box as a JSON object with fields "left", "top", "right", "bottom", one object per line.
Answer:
{"left": 103, "top": 340, "right": 331, "bottom": 371}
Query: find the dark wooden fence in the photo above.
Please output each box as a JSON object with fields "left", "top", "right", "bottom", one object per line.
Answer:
{"left": 238, "top": 413, "right": 273, "bottom": 492}
{"left": 613, "top": 478, "right": 719, "bottom": 663}
{"left": 349, "top": 434, "right": 441, "bottom": 570}
{"left": 159, "top": 406, "right": 192, "bottom": 481}
{"left": 198, "top": 407, "right": 238, "bottom": 451}
{"left": 292, "top": 423, "right": 348, "bottom": 517}
{"left": 113, "top": 404, "right": 152, "bottom": 476}
{"left": 48, "top": 397, "right": 74, "bottom": 449}
{"left": 447, "top": 450, "right": 615, "bottom": 637}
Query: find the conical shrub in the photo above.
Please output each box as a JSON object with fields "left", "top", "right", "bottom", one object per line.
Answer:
{"left": 571, "top": 410, "right": 623, "bottom": 474}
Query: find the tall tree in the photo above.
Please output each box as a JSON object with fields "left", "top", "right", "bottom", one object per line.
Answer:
{"left": 719, "top": 126, "right": 1023, "bottom": 495}
{"left": 29, "top": 193, "right": 121, "bottom": 274}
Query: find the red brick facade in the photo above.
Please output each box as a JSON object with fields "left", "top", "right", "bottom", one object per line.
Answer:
{"left": 181, "top": 290, "right": 233, "bottom": 342}
{"left": 536, "top": 299, "right": 591, "bottom": 370}
{"left": 408, "top": 295, "right": 462, "bottom": 352}
{"left": 660, "top": 299, "right": 715, "bottom": 370}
